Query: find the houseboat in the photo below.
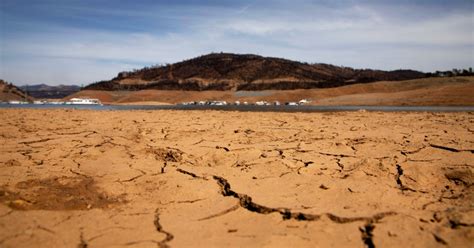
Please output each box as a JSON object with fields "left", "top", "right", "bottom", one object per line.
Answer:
{"left": 66, "top": 98, "right": 102, "bottom": 105}
{"left": 8, "top": 100, "right": 29, "bottom": 104}
{"left": 299, "top": 99, "right": 311, "bottom": 105}
{"left": 33, "top": 100, "right": 47, "bottom": 105}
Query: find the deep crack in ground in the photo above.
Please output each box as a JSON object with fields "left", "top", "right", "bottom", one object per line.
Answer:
{"left": 360, "top": 223, "right": 376, "bottom": 248}
{"left": 212, "top": 175, "right": 396, "bottom": 223}
{"left": 153, "top": 209, "right": 174, "bottom": 248}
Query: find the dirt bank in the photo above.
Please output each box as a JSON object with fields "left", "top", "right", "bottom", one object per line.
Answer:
{"left": 68, "top": 76, "right": 474, "bottom": 106}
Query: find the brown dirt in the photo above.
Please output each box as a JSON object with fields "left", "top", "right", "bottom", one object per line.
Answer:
{"left": 0, "top": 109, "right": 473, "bottom": 247}
{"left": 0, "top": 177, "right": 122, "bottom": 210}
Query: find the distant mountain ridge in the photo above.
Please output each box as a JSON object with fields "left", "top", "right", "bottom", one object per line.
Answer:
{"left": 20, "top": 84, "right": 81, "bottom": 99}
{"left": 85, "top": 53, "right": 426, "bottom": 91}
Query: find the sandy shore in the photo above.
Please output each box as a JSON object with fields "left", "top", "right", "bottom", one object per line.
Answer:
{"left": 0, "top": 109, "right": 473, "bottom": 247}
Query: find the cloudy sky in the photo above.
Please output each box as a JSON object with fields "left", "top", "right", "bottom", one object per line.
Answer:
{"left": 1, "top": 0, "right": 473, "bottom": 86}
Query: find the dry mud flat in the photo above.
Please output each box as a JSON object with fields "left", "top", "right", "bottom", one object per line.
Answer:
{"left": 0, "top": 109, "right": 473, "bottom": 247}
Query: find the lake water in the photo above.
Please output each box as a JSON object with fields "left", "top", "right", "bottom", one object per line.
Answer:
{"left": 1, "top": 104, "right": 473, "bottom": 112}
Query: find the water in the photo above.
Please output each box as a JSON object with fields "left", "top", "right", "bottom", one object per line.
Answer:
{"left": 1, "top": 104, "right": 473, "bottom": 112}
{"left": 234, "top": 91, "right": 273, "bottom": 97}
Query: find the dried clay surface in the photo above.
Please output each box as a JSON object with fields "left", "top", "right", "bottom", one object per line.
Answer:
{"left": 0, "top": 109, "right": 473, "bottom": 247}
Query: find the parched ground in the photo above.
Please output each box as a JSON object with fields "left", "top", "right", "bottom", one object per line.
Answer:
{"left": 0, "top": 109, "right": 473, "bottom": 247}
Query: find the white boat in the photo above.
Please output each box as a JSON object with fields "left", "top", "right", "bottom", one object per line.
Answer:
{"left": 299, "top": 99, "right": 311, "bottom": 105}
{"left": 66, "top": 97, "right": 102, "bottom": 105}
{"left": 209, "top": 101, "right": 227, "bottom": 106}
{"left": 179, "top": 101, "right": 196, "bottom": 106}
{"left": 8, "top": 100, "right": 29, "bottom": 104}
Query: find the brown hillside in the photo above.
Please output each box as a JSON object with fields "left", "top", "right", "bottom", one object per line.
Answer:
{"left": 0, "top": 80, "right": 34, "bottom": 101}
{"left": 85, "top": 53, "right": 425, "bottom": 91}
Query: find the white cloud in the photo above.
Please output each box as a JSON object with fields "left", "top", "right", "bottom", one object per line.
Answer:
{"left": 1, "top": 1, "right": 473, "bottom": 85}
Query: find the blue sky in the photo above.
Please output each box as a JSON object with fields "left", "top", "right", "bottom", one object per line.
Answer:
{"left": 0, "top": 0, "right": 473, "bottom": 85}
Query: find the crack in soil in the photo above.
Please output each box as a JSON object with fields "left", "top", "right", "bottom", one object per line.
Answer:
{"left": 395, "top": 164, "right": 416, "bottom": 192}
{"left": 198, "top": 205, "right": 240, "bottom": 221}
{"left": 19, "top": 138, "right": 54, "bottom": 145}
{"left": 69, "top": 169, "right": 90, "bottom": 178}
{"left": 212, "top": 175, "right": 396, "bottom": 223}
{"left": 395, "top": 164, "right": 404, "bottom": 188}
{"left": 121, "top": 240, "right": 159, "bottom": 246}
{"left": 316, "top": 152, "right": 355, "bottom": 158}
{"left": 359, "top": 223, "right": 375, "bottom": 248}
{"left": 153, "top": 209, "right": 174, "bottom": 248}
{"left": 176, "top": 168, "right": 208, "bottom": 180}
{"left": 432, "top": 233, "right": 448, "bottom": 245}
{"left": 335, "top": 158, "right": 344, "bottom": 171}
{"left": 400, "top": 146, "right": 427, "bottom": 156}
{"left": 78, "top": 230, "right": 88, "bottom": 248}
{"left": 216, "top": 145, "right": 230, "bottom": 152}
{"left": 54, "top": 130, "right": 97, "bottom": 136}
{"left": 117, "top": 173, "right": 144, "bottom": 183}
{"left": 430, "top": 144, "right": 474, "bottom": 153}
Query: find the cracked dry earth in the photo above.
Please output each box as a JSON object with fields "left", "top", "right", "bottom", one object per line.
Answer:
{"left": 0, "top": 109, "right": 473, "bottom": 247}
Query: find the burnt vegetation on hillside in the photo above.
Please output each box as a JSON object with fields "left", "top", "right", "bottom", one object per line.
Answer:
{"left": 85, "top": 53, "right": 427, "bottom": 91}
{"left": 0, "top": 80, "right": 33, "bottom": 101}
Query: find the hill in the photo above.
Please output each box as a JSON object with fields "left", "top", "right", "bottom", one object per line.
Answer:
{"left": 84, "top": 53, "right": 425, "bottom": 91}
{"left": 19, "top": 84, "right": 81, "bottom": 99}
{"left": 0, "top": 80, "right": 34, "bottom": 102}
